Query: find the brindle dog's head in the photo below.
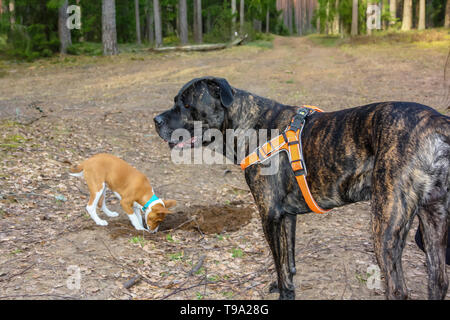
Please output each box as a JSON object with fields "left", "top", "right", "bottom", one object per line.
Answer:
{"left": 153, "top": 77, "right": 234, "bottom": 149}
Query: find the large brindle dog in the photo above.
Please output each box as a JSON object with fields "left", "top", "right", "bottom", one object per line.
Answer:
{"left": 154, "top": 76, "right": 450, "bottom": 300}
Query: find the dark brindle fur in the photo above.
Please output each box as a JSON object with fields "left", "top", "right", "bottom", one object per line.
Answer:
{"left": 154, "top": 76, "right": 450, "bottom": 300}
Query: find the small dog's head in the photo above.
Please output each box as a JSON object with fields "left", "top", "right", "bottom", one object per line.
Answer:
{"left": 145, "top": 199, "right": 177, "bottom": 232}
{"left": 153, "top": 76, "right": 234, "bottom": 149}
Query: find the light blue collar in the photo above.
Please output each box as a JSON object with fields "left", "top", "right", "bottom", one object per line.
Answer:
{"left": 142, "top": 194, "right": 161, "bottom": 213}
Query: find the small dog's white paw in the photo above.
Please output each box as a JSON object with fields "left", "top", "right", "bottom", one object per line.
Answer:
{"left": 96, "top": 219, "right": 108, "bottom": 226}
{"left": 105, "top": 211, "right": 119, "bottom": 217}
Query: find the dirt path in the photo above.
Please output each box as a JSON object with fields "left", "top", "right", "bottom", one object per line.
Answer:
{"left": 0, "top": 36, "right": 448, "bottom": 300}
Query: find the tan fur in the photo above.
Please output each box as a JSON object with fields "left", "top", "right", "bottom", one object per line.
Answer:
{"left": 70, "top": 153, "right": 176, "bottom": 230}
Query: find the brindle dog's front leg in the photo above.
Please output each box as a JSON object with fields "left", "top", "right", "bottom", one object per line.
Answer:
{"left": 259, "top": 204, "right": 297, "bottom": 299}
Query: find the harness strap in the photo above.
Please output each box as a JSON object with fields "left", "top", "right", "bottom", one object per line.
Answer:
{"left": 240, "top": 105, "right": 330, "bottom": 214}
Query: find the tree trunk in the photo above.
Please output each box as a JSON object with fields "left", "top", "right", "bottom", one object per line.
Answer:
{"left": 253, "top": 19, "right": 262, "bottom": 32}
{"left": 153, "top": 0, "right": 162, "bottom": 47}
{"left": 306, "top": 0, "right": 312, "bottom": 32}
{"left": 445, "top": 0, "right": 450, "bottom": 28}
{"left": 401, "top": 0, "right": 412, "bottom": 30}
{"left": 232, "top": 0, "right": 236, "bottom": 38}
{"left": 179, "top": 0, "right": 188, "bottom": 44}
{"left": 206, "top": 10, "right": 211, "bottom": 33}
{"left": 418, "top": 0, "right": 425, "bottom": 30}
{"left": 146, "top": 0, "right": 154, "bottom": 43}
{"left": 295, "top": 0, "right": 301, "bottom": 35}
{"left": 266, "top": 7, "right": 269, "bottom": 33}
{"left": 389, "top": 0, "right": 396, "bottom": 25}
{"left": 351, "top": 0, "right": 358, "bottom": 36}
{"left": 301, "top": 0, "right": 307, "bottom": 35}
{"left": 9, "top": 0, "right": 15, "bottom": 25}
{"left": 58, "top": 0, "right": 72, "bottom": 54}
{"left": 194, "top": 0, "right": 202, "bottom": 43}
{"left": 135, "top": 0, "right": 141, "bottom": 44}
{"left": 102, "top": 0, "right": 118, "bottom": 55}
{"left": 240, "top": 0, "right": 245, "bottom": 33}
{"left": 0, "top": 0, "right": 3, "bottom": 15}
{"left": 287, "top": 0, "right": 293, "bottom": 34}
{"left": 333, "top": 0, "right": 339, "bottom": 34}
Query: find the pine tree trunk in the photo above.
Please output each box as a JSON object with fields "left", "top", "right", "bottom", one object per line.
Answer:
{"left": 301, "top": 0, "right": 306, "bottom": 34}
{"left": 389, "top": 0, "right": 396, "bottom": 25}
{"left": 232, "top": 0, "right": 236, "bottom": 38}
{"left": 206, "top": 11, "right": 211, "bottom": 33}
{"left": 295, "top": 0, "right": 301, "bottom": 35}
{"left": 194, "top": 0, "right": 202, "bottom": 43}
{"left": 102, "top": 0, "right": 118, "bottom": 55}
{"left": 58, "top": 0, "right": 72, "bottom": 54}
{"left": 153, "top": 0, "right": 162, "bottom": 47}
{"left": 351, "top": 0, "right": 358, "bottom": 36}
{"left": 401, "top": 0, "right": 412, "bottom": 30}
{"left": 266, "top": 7, "right": 269, "bottom": 33}
{"left": 9, "top": 0, "right": 15, "bottom": 25}
{"left": 135, "top": 0, "right": 141, "bottom": 44}
{"left": 0, "top": 0, "right": 3, "bottom": 15}
{"left": 287, "top": 0, "right": 293, "bottom": 34}
{"left": 179, "top": 0, "right": 188, "bottom": 44}
{"left": 240, "top": 0, "right": 245, "bottom": 33}
{"left": 444, "top": 0, "right": 450, "bottom": 28}
{"left": 333, "top": 0, "right": 340, "bottom": 34}
{"left": 418, "top": 0, "right": 425, "bottom": 30}
{"left": 146, "top": 0, "right": 154, "bottom": 43}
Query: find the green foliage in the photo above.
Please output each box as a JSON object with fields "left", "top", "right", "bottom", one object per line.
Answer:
{"left": 66, "top": 42, "right": 102, "bottom": 56}
{"left": 6, "top": 24, "right": 59, "bottom": 61}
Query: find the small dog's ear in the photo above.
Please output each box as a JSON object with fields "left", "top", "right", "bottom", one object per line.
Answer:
{"left": 163, "top": 199, "right": 177, "bottom": 209}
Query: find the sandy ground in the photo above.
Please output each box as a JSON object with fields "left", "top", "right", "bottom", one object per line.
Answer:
{"left": 0, "top": 35, "right": 449, "bottom": 300}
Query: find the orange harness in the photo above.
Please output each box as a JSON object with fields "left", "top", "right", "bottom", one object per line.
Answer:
{"left": 240, "top": 105, "right": 330, "bottom": 214}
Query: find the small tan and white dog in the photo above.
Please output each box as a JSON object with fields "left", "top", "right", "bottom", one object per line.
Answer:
{"left": 69, "top": 153, "right": 176, "bottom": 232}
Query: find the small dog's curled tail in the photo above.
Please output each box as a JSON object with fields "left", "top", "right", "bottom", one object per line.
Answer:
{"left": 69, "top": 163, "right": 84, "bottom": 177}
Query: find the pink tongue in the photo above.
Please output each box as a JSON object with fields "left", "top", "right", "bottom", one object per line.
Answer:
{"left": 176, "top": 136, "right": 197, "bottom": 148}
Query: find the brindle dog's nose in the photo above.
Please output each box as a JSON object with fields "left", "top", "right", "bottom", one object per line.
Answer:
{"left": 153, "top": 115, "right": 165, "bottom": 128}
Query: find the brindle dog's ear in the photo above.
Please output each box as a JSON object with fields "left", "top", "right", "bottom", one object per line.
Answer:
{"left": 208, "top": 78, "right": 234, "bottom": 108}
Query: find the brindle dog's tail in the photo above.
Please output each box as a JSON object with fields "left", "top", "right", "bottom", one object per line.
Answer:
{"left": 414, "top": 118, "right": 449, "bottom": 299}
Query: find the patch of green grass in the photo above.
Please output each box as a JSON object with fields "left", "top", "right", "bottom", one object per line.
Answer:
{"left": 168, "top": 251, "right": 184, "bottom": 261}
{"left": 307, "top": 34, "right": 343, "bottom": 47}
{"left": 10, "top": 248, "right": 22, "bottom": 255}
{"left": 0, "top": 134, "right": 27, "bottom": 150}
{"left": 130, "top": 236, "right": 147, "bottom": 247}
{"left": 216, "top": 234, "right": 224, "bottom": 241}
{"left": 67, "top": 42, "right": 103, "bottom": 56}
{"left": 195, "top": 267, "right": 205, "bottom": 275}
{"left": 247, "top": 40, "right": 274, "bottom": 49}
{"left": 355, "top": 272, "right": 369, "bottom": 285}
{"left": 207, "top": 275, "right": 220, "bottom": 282}
{"left": 286, "top": 79, "right": 295, "bottom": 84}
{"left": 166, "top": 233, "right": 174, "bottom": 242}
{"left": 222, "top": 291, "right": 233, "bottom": 298}
{"left": 308, "top": 29, "right": 450, "bottom": 49}
{"left": 231, "top": 248, "right": 244, "bottom": 258}
{"left": 195, "top": 292, "right": 204, "bottom": 300}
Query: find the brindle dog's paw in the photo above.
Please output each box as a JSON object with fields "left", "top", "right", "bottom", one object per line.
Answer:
{"left": 279, "top": 289, "right": 295, "bottom": 300}
{"left": 268, "top": 281, "right": 279, "bottom": 293}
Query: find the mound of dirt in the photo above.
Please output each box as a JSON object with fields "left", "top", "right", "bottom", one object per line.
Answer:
{"left": 176, "top": 201, "right": 256, "bottom": 234}
{"left": 107, "top": 201, "right": 256, "bottom": 239}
